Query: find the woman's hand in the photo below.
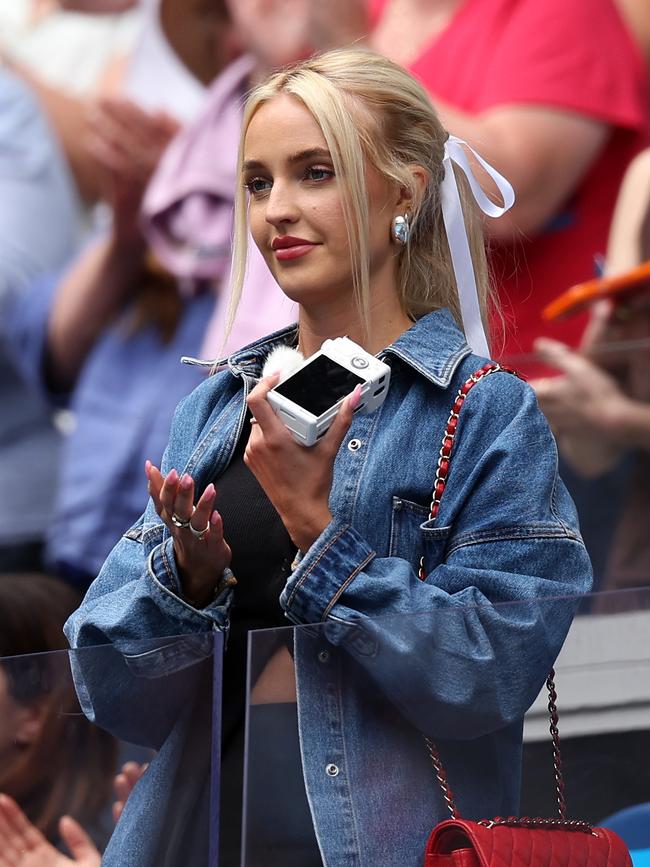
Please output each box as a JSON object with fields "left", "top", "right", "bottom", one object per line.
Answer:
{"left": 245, "top": 374, "right": 361, "bottom": 551}
{"left": 145, "top": 462, "right": 232, "bottom": 608}
{"left": 0, "top": 795, "right": 100, "bottom": 867}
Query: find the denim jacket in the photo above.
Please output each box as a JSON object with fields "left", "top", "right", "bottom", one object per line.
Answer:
{"left": 65, "top": 308, "right": 592, "bottom": 866}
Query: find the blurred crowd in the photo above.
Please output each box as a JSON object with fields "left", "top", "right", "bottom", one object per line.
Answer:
{"left": 0, "top": 0, "right": 649, "bottom": 859}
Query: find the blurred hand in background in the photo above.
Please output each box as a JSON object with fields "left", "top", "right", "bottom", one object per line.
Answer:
{"left": 0, "top": 762, "right": 148, "bottom": 866}
{"left": 0, "top": 795, "right": 100, "bottom": 867}
{"left": 532, "top": 297, "right": 650, "bottom": 477}
{"left": 85, "top": 97, "right": 180, "bottom": 245}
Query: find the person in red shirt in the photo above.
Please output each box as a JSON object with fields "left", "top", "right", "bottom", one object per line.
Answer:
{"left": 312, "top": 0, "right": 649, "bottom": 367}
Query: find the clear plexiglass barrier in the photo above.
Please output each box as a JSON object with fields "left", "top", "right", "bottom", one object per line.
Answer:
{"left": 3, "top": 590, "right": 650, "bottom": 867}
{"left": 243, "top": 589, "right": 650, "bottom": 867}
{"left": 499, "top": 338, "right": 650, "bottom": 605}
{"left": 0, "top": 631, "right": 223, "bottom": 867}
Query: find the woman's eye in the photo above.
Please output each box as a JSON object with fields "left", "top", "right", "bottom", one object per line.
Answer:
{"left": 245, "top": 177, "right": 272, "bottom": 196}
{"left": 306, "top": 166, "right": 334, "bottom": 182}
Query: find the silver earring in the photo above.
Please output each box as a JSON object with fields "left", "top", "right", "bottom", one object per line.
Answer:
{"left": 391, "top": 213, "right": 410, "bottom": 246}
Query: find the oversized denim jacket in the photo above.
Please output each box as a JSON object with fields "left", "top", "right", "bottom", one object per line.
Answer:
{"left": 65, "top": 309, "right": 593, "bottom": 867}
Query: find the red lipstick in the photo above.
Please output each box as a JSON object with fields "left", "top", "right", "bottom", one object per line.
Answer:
{"left": 271, "top": 236, "right": 319, "bottom": 261}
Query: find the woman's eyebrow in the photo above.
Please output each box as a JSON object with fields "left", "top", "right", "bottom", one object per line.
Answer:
{"left": 242, "top": 147, "right": 331, "bottom": 173}
{"left": 287, "top": 147, "right": 331, "bottom": 164}
{"left": 242, "top": 158, "right": 266, "bottom": 172}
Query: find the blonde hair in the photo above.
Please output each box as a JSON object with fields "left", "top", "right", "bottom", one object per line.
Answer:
{"left": 227, "top": 48, "right": 494, "bottom": 342}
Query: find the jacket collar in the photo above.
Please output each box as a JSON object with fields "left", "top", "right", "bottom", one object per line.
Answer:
{"left": 382, "top": 308, "right": 472, "bottom": 387}
{"left": 223, "top": 308, "right": 472, "bottom": 388}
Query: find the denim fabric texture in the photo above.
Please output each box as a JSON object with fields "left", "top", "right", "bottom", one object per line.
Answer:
{"left": 65, "top": 308, "right": 593, "bottom": 866}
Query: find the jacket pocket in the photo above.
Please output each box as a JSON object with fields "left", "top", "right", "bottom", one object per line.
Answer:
{"left": 389, "top": 496, "right": 430, "bottom": 562}
{"left": 420, "top": 518, "right": 452, "bottom": 577}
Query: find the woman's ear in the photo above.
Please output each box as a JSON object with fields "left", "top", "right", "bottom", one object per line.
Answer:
{"left": 396, "top": 165, "right": 430, "bottom": 214}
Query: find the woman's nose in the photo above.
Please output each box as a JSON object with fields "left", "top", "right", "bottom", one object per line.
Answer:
{"left": 265, "top": 181, "right": 299, "bottom": 226}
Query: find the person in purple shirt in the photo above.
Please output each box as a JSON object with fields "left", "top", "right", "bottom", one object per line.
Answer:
{"left": 5, "top": 4, "right": 312, "bottom": 589}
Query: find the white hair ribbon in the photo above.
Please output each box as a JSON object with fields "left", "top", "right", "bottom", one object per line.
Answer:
{"left": 440, "top": 134, "right": 515, "bottom": 357}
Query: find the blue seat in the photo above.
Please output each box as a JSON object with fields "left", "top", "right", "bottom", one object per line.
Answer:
{"left": 599, "top": 802, "right": 650, "bottom": 850}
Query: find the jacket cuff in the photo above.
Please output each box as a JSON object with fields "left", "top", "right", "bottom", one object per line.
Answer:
{"left": 146, "top": 536, "right": 234, "bottom": 628}
{"left": 280, "top": 517, "right": 376, "bottom": 624}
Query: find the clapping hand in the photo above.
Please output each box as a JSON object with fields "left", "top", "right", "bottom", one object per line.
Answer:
{"left": 0, "top": 761, "right": 149, "bottom": 866}
{"left": 145, "top": 462, "right": 232, "bottom": 608}
{"left": 0, "top": 795, "right": 100, "bottom": 867}
{"left": 85, "top": 98, "right": 180, "bottom": 246}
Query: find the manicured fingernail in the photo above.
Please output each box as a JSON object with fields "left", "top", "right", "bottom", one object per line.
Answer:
{"left": 167, "top": 468, "right": 178, "bottom": 483}
{"left": 210, "top": 510, "right": 220, "bottom": 525}
{"left": 204, "top": 483, "right": 215, "bottom": 498}
{"left": 145, "top": 459, "right": 151, "bottom": 474}
{"left": 349, "top": 385, "right": 362, "bottom": 410}
{"left": 180, "top": 473, "right": 192, "bottom": 490}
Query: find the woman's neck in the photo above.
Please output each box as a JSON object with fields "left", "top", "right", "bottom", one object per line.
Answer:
{"left": 297, "top": 294, "right": 413, "bottom": 357}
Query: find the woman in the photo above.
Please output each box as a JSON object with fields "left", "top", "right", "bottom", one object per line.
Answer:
{"left": 66, "top": 49, "right": 592, "bottom": 866}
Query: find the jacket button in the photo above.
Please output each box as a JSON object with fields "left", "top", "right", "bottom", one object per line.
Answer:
{"left": 325, "top": 763, "right": 340, "bottom": 777}
{"left": 318, "top": 650, "right": 330, "bottom": 663}
{"left": 347, "top": 438, "right": 362, "bottom": 452}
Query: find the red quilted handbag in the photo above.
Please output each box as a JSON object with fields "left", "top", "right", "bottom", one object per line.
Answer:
{"left": 421, "top": 364, "right": 633, "bottom": 867}
{"left": 425, "top": 818, "right": 632, "bottom": 866}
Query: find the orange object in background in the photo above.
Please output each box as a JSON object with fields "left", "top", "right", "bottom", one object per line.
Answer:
{"left": 543, "top": 261, "right": 650, "bottom": 321}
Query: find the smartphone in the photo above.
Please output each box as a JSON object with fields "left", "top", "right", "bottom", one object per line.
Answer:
{"left": 543, "top": 261, "right": 650, "bottom": 321}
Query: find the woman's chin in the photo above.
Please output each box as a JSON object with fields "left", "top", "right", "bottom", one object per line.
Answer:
{"left": 277, "top": 287, "right": 344, "bottom": 310}
{"left": 273, "top": 274, "right": 346, "bottom": 308}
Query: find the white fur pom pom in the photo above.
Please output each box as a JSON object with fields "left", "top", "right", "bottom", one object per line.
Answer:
{"left": 262, "top": 346, "right": 305, "bottom": 381}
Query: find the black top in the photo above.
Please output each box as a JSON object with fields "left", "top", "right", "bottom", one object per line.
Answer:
{"left": 215, "top": 416, "right": 321, "bottom": 865}
{"left": 216, "top": 416, "right": 296, "bottom": 747}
